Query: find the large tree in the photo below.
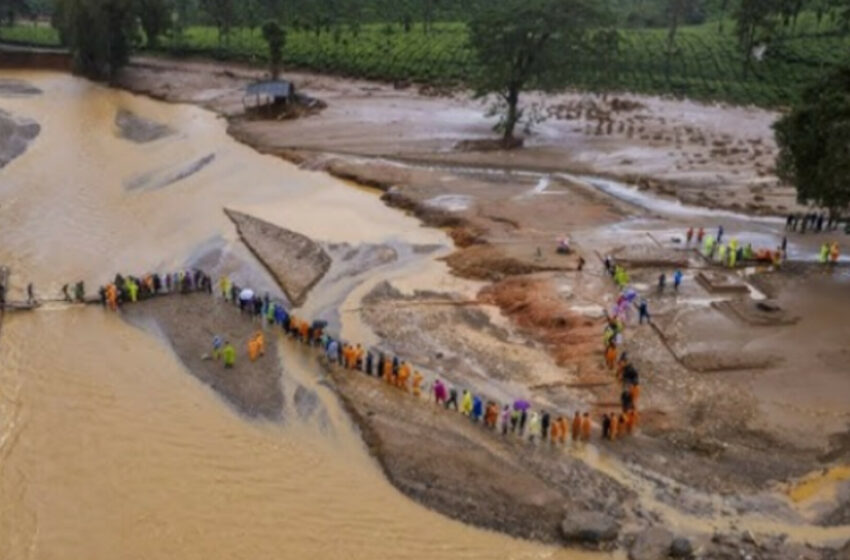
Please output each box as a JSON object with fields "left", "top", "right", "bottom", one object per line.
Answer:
{"left": 665, "top": 0, "right": 700, "bottom": 83}
{"left": 0, "top": 0, "right": 29, "bottom": 25}
{"left": 135, "top": 0, "right": 171, "bottom": 48}
{"left": 52, "top": 0, "right": 137, "bottom": 79}
{"left": 774, "top": 65, "right": 850, "bottom": 214}
{"left": 468, "top": 0, "right": 599, "bottom": 145}
{"left": 261, "top": 19, "right": 285, "bottom": 79}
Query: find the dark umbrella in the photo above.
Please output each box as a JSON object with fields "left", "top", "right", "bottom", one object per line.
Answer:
{"left": 312, "top": 319, "right": 328, "bottom": 330}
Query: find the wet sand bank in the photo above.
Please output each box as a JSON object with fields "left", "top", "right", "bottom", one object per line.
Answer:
{"left": 124, "top": 294, "right": 284, "bottom": 420}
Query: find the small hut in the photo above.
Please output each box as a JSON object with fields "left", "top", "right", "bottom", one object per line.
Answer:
{"left": 243, "top": 80, "right": 295, "bottom": 111}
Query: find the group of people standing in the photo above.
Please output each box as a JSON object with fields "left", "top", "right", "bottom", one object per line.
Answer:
{"left": 207, "top": 273, "right": 638, "bottom": 446}
{"left": 819, "top": 242, "right": 842, "bottom": 265}
{"left": 330, "top": 340, "right": 611, "bottom": 445}
{"left": 99, "top": 269, "right": 213, "bottom": 311}
{"left": 786, "top": 212, "right": 845, "bottom": 234}
{"left": 599, "top": 255, "right": 645, "bottom": 437}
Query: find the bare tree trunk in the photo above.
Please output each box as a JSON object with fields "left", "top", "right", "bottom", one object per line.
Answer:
{"left": 666, "top": 9, "right": 680, "bottom": 85}
{"left": 503, "top": 85, "right": 520, "bottom": 146}
{"left": 742, "top": 26, "right": 754, "bottom": 80}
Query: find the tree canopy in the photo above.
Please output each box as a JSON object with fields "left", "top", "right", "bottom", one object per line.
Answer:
{"left": 261, "top": 19, "right": 285, "bottom": 79}
{"left": 468, "top": 0, "right": 601, "bottom": 143}
{"left": 774, "top": 65, "right": 850, "bottom": 212}
{"left": 53, "top": 0, "right": 138, "bottom": 79}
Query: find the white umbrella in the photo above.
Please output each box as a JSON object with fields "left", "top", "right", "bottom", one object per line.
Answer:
{"left": 239, "top": 288, "right": 255, "bottom": 301}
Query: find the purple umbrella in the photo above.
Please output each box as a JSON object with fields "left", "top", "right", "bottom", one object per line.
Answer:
{"left": 513, "top": 399, "right": 531, "bottom": 411}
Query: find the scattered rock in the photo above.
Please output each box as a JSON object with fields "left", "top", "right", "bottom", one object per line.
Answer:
{"left": 629, "top": 527, "right": 674, "bottom": 560}
{"left": 670, "top": 537, "right": 694, "bottom": 558}
{"left": 560, "top": 511, "right": 620, "bottom": 544}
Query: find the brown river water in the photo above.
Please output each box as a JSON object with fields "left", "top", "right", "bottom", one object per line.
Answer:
{"left": 0, "top": 71, "right": 612, "bottom": 559}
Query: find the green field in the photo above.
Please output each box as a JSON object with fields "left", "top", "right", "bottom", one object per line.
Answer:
{"left": 2, "top": 17, "right": 849, "bottom": 108}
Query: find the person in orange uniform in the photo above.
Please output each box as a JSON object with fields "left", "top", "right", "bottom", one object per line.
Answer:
{"left": 629, "top": 383, "right": 640, "bottom": 409}
{"left": 558, "top": 417, "right": 568, "bottom": 444}
{"left": 580, "top": 413, "right": 592, "bottom": 442}
{"left": 397, "top": 362, "right": 411, "bottom": 391}
{"left": 254, "top": 331, "right": 265, "bottom": 357}
{"left": 355, "top": 344, "right": 365, "bottom": 370}
{"left": 106, "top": 284, "right": 118, "bottom": 311}
{"left": 343, "top": 344, "right": 354, "bottom": 369}
{"left": 382, "top": 359, "right": 393, "bottom": 384}
{"left": 625, "top": 409, "right": 638, "bottom": 434}
{"left": 248, "top": 338, "right": 259, "bottom": 362}
{"left": 412, "top": 371, "right": 424, "bottom": 397}
{"left": 605, "top": 343, "right": 617, "bottom": 371}
{"left": 609, "top": 413, "right": 619, "bottom": 440}
{"left": 485, "top": 402, "right": 499, "bottom": 429}
{"left": 550, "top": 417, "right": 562, "bottom": 444}
{"left": 572, "top": 412, "right": 582, "bottom": 442}
{"left": 298, "top": 321, "right": 309, "bottom": 343}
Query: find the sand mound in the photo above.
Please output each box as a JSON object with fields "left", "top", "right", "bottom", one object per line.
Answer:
{"left": 0, "top": 109, "right": 40, "bottom": 169}
{"left": 0, "top": 78, "right": 42, "bottom": 97}
{"left": 225, "top": 209, "right": 331, "bottom": 306}
{"left": 125, "top": 153, "right": 216, "bottom": 191}
{"left": 115, "top": 109, "right": 173, "bottom": 143}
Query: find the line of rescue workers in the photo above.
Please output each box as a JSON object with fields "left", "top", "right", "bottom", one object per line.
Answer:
{"left": 88, "top": 268, "right": 642, "bottom": 444}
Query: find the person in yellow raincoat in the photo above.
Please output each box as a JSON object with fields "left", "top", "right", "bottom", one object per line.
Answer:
{"left": 461, "top": 390, "right": 473, "bottom": 416}
{"left": 219, "top": 276, "right": 230, "bottom": 299}
{"left": 222, "top": 342, "right": 236, "bottom": 368}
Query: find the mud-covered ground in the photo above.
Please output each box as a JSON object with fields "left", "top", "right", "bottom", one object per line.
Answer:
{"left": 106, "top": 56, "right": 850, "bottom": 554}
{"left": 117, "top": 56, "right": 795, "bottom": 216}
{"left": 325, "top": 358, "right": 633, "bottom": 546}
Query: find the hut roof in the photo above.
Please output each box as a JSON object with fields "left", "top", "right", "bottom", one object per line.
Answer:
{"left": 245, "top": 80, "right": 294, "bottom": 98}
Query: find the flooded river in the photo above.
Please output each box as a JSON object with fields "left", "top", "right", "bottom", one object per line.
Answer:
{"left": 0, "top": 71, "right": 607, "bottom": 559}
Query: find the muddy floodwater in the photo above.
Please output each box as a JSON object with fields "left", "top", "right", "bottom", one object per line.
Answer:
{"left": 0, "top": 71, "right": 609, "bottom": 559}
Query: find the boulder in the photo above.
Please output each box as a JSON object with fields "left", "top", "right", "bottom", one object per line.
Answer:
{"left": 670, "top": 537, "right": 694, "bottom": 558}
{"left": 629, "top": 528, "right": 674, "bottom": 560}
{"left": 560, "top": 511, "right": 620, "bottom": 544}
